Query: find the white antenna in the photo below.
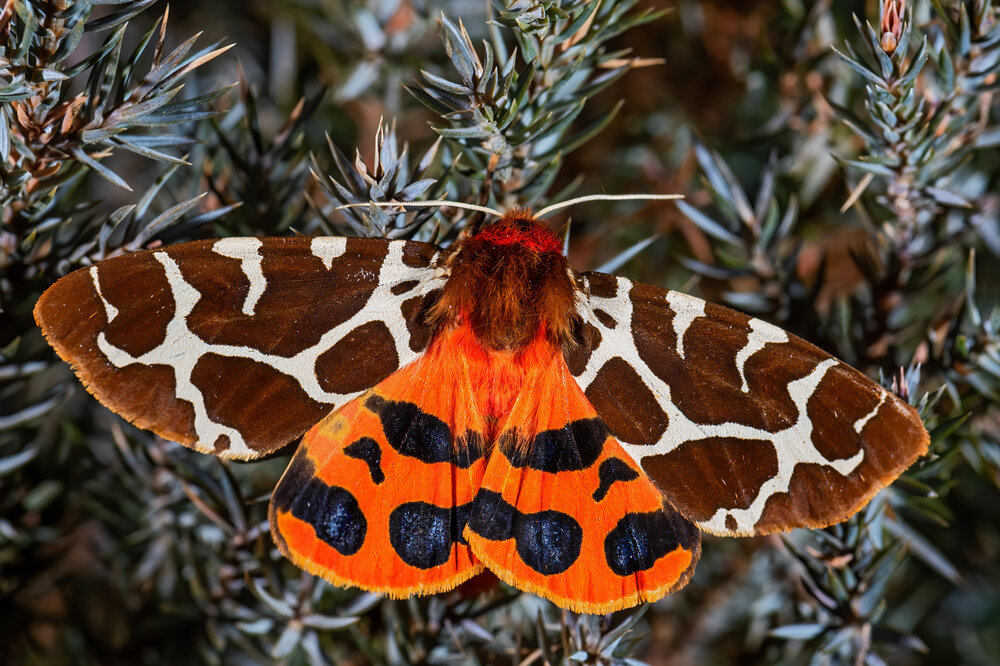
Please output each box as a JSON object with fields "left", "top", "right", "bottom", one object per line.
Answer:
{"left": 334, "top": 194, "right": 683, "bottom": 221}
{"left": 535, "top": 193, "right": 683, "bottom": 218}
{"left": 334, "top": 200, "right": 503, "bottom": 217}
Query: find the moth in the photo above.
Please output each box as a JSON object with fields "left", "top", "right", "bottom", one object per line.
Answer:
{"left": 34, "top": 199, "right": 928, "bottom": 613}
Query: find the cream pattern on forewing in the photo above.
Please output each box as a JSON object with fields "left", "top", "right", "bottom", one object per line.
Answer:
{"left": 663, "top": 291, "right": 704, "bottom": 359}
{"left": 90, "top": 266, "right": 119, "bottom": 323}
{"left": 735, "top": 318, "right": 788, "bottom": 392}
{"left": 571, "top": 274, "right": 885, "bottom": 536}
{"left": 212, "top": 238, "right": 266, "bottom": 316}
{"left": 91, "top": 239, "right": 446, "bottom": 457}
{"left": 311, "top": 236, "right": 347, "bottom": 269}
{"left": 854, "top": 391, "right": 888, "bottom": 434}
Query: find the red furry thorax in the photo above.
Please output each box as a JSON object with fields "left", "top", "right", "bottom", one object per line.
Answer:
{"left": 427, "top": 209, "right": 577, "bottom": 352}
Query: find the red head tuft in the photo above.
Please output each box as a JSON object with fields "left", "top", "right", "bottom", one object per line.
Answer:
{"left": 474, "top": 208, "right": 562, "bottom": 254}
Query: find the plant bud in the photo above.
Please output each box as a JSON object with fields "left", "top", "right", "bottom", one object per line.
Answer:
{"left": 881, "top": 31, "right": 898, "bottom": 53}
{"left": 881, "top": 0, "right": 905, "bottom": 53}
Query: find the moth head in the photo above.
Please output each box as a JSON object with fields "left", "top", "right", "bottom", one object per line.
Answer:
{"left": 473, "top": 208, "right": 561, "bottom": 254}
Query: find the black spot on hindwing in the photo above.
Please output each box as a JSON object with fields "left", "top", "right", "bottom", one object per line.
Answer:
{"left": 466, "top": 489, "right": 516, "bottom": 541}
{"left": 519, "top": 510, "right": 583, "bottom": 576}
{"left": 366, "top": 395, "right": 449, "bottom": 462}
{"left": 365, "top": 395, "right": 484, "bottom": 469}
{"left": 343, "top": 437, "right": 385, "bottom": 484}
{"left": 593, "top": 458, "right": 640, "bottom": 502}
{"left": 388, "top": 501, "right": 473, "bottom": 569}
{"left": 468, "top": 490, "right": 583, "bottom": 575}
{"left": 272, "top": 454, "right": 366, "bottom": 556}
{"left": 455, "top": 432, "right": 485, "bottom": 468}
{"left": 500, "top": 418, "right": 608, "bottom": 472}
{"left": 603, "top": 509, "right": 698, "bottom": 576}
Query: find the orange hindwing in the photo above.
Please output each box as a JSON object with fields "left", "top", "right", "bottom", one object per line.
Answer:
{"left": 464, "top": 347, "right": 701, "bottom": 614}
{"left": 269, "top": 324, "right": 702, "bottom": 611}
{"left": 269, "top": 335, "right": 489, "bottom": 596}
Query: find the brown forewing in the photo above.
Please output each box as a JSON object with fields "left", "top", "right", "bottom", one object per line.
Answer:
{"left": 34, "top": 237, "right": 444, "bottom": 459}
{"left": 567, "top": 272, "right": 929, "bottom": 537}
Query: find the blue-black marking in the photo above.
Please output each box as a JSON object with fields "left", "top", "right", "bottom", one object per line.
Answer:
{"left": 271, "top": 454, "right": 366, "bottom": 556}
{"left": 500, "top": 418, "right": 608, "bottom": 472}
{"left": 603, "top": 509, "right": 698, "bottom": 576}
{"left": 388, "top": 501, "right": 473, "bottom": 569}
{"left": 592, "top": 458, "right": 640, "bottom": 502}
{"left": 365, "top": 395, "right": 484, "bottom": 469}
{"left": 468, "top": 490, "right": 582, "bottom": 575}
{"left": 343, "top": 437, "right": 384, "bottom": 484}
{"left": 455, "top": 431, "right": 485, "bottom": 468}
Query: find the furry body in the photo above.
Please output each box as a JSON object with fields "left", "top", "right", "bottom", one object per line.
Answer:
{"left": 430, "top": 211, "right": 579, "bottom": 351}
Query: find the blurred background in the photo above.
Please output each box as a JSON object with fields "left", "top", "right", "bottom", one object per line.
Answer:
{"left": 2, "top": 0, "right": 999, "bottom": 663}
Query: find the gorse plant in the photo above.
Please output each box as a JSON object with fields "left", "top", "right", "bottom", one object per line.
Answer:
{"left": 2, "top": 0, "right": 999, "bottom": 664}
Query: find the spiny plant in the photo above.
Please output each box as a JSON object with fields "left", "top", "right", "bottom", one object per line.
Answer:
{"left": 673, "top": 1, "right": 1000, "bottom": 663}
{"left": 3, "top": 0, "right": 1000, "bottom": 664}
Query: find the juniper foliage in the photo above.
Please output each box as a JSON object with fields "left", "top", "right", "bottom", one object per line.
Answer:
{"left": 2, "top": 0, "right": 999, "bottom": 664}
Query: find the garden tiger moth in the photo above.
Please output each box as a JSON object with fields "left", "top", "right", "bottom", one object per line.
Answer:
{"left": 33, "top": 204, "right": 928, "bottom": 613}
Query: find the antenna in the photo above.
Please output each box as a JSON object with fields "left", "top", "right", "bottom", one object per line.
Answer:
{"left": 334, "top": 200, "right": 504, "bottom": 217}
{"left": 333, "top": 194, "right": 683, "bottom": 222}
{"left": 535, "top": 194, "right": 683, "bottom": 218}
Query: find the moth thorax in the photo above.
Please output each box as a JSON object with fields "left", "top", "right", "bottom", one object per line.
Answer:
{"left": 429, "top": 215, "right": 578, "bottom": 351}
